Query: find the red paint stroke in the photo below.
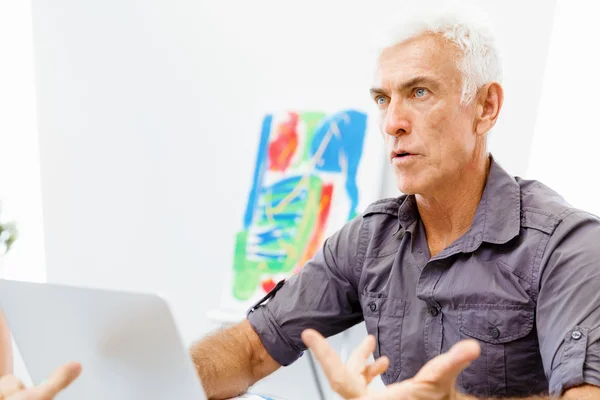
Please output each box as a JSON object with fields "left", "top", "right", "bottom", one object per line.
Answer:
{"left": 268, "top": 112, "right": 299, "bottom": 171}
{"left": 261, "top": 278, "right": 276, "bottom": 293}
{"left": 294, "top": 184, "right": 333, "bottom": 273}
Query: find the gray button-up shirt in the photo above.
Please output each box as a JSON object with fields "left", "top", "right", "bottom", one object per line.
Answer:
{"left": 247, "top": 158, "right": 600, "bottom": 397}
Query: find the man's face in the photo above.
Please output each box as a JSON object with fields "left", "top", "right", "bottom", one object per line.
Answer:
{"left": 372, "top": 34, "right": 480, "bottom": 195}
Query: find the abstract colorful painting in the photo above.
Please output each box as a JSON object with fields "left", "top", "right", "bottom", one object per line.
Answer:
{"left": 229, "top": 109, "right": 368, "bottom": 303}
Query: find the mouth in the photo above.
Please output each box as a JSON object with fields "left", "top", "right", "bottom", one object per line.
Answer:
{"left": 392, "top": 151, "right": 416, "bottom": 159}
{"left": 391, "top": 151, "right": 419, "bottom": 164}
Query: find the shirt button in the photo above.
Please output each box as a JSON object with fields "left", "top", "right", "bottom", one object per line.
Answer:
{"left": 572, "top": 330, "right": 583, "bottom": 340}
{"left": 429, "top": 308, "right": 439, "bottom": 317}
{"left": 369, "top": 302, "right": 377, "bottom": 312}
{"left": 489, "top": 327, "right": 500, "bottom": 339}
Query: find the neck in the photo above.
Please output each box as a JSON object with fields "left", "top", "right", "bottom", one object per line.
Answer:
{"left": 416, "top": 152, "right": 490, "bottom": 257}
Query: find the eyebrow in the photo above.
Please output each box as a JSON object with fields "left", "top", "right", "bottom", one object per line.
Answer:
{"left": 370, "top": 76, "right": 441, "bottom": 97}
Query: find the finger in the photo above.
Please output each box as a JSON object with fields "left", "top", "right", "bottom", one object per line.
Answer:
{"left": 363, "top": 356, "right": 390, "bottom": 383}
{"left": 0, "top": 375, "right": 25, "bottom": 396}
{"left": 26, "top": 362, "right": 81, "bottom": 398}
{"left": 302, "top": 329, "right": 345, "bottom": 373}
{"left": 355, "top": 382, "right": 413, "bottom": 400}
{"left": 301, "top": 329, "right": 363, "bottom": 398}
{"left": 346, "top": 335, "right": 376, "bottom": 374}
{"left": 414, "top": 339, "right": 480, "bottom": 385}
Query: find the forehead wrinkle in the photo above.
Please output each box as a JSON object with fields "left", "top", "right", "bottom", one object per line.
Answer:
{"left": 374, "top": 34, "right": 463, "bottom": 94}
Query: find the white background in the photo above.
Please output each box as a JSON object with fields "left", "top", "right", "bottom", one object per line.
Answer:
{"left": 0, "top": 0, "right": 46, "bottom": 386}
{"left": 527, "top": 1, "right": 600, "bottom": 216}
{"left": 5, "top": 0, "right": 598, "bottom": 398}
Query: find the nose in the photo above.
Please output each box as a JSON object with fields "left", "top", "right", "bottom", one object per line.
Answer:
{"left": 383, "top": 99, "right": 412, "bottom": 137}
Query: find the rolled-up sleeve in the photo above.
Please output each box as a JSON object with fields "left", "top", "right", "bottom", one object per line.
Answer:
{"left": 536, "top": 211, "right": 600, "bottom": 395}
{"left": 246, "top": 216, "right": 366, "bottom": 366}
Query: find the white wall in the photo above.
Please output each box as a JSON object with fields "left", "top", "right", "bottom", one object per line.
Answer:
{"left": 31, "top": 1, "right": 557, "bottom": 398}
{"left": 0, "top": 1, "right": 46, "bottom": 283}
{"left": 0, "top": 0, "right": 46, "bottom": 386}
{"left": 527, "top": 0, "right": 600, "bottom": 216}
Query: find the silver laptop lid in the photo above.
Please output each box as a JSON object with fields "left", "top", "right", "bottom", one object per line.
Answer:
{"left": 0, "top": 279, "right": 207, "bottom": 400}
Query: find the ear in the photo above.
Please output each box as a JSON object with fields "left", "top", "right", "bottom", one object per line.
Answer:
{"left": 474, "top": 82, "right": 504, "bottom": 136}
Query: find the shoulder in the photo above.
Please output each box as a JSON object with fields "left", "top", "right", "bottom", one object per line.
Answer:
{"left": 335, "top": 196, "right": 404, "bottom": 235}
{"left": 328, "top": 196, "right": 404, "bottom": 261}
{"left": 517, "top": 177, "right": 600, "bottom": 235}
{"left": 363, "top": 196, "right": 405, "bottom": 217}
{"left": 341, "top": 196, "right": 404, "bottom": 238}
{"left": 517, "top": 178, "right": 600, "bottom": 264}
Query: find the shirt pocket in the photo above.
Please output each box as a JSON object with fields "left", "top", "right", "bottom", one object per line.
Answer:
{"left": 458, "top": 304, "right": 546, "bottom": 397}
{"left": 361, "top": 292, "right": 406, "bottom": 384}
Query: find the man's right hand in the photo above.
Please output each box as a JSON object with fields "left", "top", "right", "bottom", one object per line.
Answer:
{"left": 302, "top": 329, "right": 480, "bottom": 400}
{"left": 301, "top": 329, "right": 390, "bottom": 399}
{"left": 0, "top": 362, "right": 81, "bottom": 400}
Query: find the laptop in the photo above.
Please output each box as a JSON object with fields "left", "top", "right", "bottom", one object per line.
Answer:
{"left": 0, "top": 279, "right": 208, "bottom": 399}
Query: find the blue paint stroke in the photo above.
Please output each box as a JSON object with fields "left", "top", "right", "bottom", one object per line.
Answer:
{"left": 260, "top": 178, "right": 307, "bottom": 208}
{"left": 249, "top": 176, "right": 307, "bottom": 249}
{"left": 243, "top": 115, "right": 273, "bottom": 228}
{"left": 309, "top": 110, "right": 367, "bottom": 219}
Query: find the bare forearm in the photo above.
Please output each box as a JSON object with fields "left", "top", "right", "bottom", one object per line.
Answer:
{"left": 190, "top": 322, "right": 254, "bottom": 399}
{"left": 189, "top": 320, "right": 279, "bottom": 400}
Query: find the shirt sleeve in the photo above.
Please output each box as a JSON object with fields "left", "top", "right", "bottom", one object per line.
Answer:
{"left": 246, "top": 215, "right": 366, "bottom": 366}
{"left": 536, "top": 210, "right": 600, "bottom": 396}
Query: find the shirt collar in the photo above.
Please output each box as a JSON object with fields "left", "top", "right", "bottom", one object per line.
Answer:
{"left": 394, "top": 156, "right": 521, "bottom": 250}
{"left": 468, "top": 156, "right": 521, "bottom": 247}
{"left": 396, "top": 194, "right": 419, "bottom": 235}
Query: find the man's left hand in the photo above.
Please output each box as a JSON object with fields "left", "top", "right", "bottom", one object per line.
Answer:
{"left": 0, "top": 362, "right": 81, "bottom": 400}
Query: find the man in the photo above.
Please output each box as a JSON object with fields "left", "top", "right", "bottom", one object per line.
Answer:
{"left": 193, "top": 4, "right": 600, "bottom": 398}
{"left": 190, "top": 5, "right": 600, "bottom": 400}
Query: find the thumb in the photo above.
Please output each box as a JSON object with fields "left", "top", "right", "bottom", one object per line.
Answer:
{"left": 414, "top": 340, "right": 480, "bottom": 386}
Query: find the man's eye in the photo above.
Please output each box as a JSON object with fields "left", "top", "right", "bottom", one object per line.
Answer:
{"left": 376, "top": 96, "right": 387, "bottom": 105}
{"left": 415, "top": 88, "right": 429, "bottom": 98}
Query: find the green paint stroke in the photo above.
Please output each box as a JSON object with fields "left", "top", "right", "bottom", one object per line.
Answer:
{"left": 232, "top": 175, "right": 324, "bottom": 300}
{"left": 293, "top": 112, "right": 325, "bottom": 168}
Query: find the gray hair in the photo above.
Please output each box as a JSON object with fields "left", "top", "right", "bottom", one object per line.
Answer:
{"left": 374, "top": 3, "right": 503, "bottom": 105}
